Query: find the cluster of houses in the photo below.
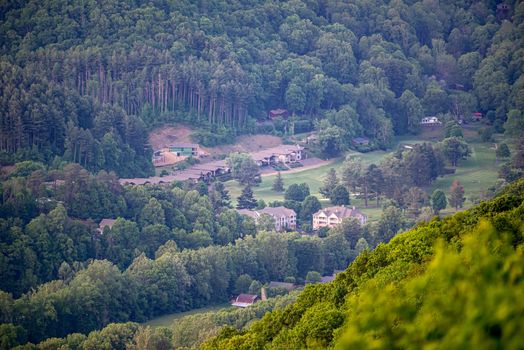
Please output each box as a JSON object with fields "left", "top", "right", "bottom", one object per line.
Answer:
{"left": 127, "top": 144, "right": 305, "bottom": 186}
{"left": 236, "top": 205, "right": 367, "bottom": 232}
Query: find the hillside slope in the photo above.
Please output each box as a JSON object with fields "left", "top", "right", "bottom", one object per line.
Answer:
{"left": 203, "top": 180, "right": 524, "bottom": 349}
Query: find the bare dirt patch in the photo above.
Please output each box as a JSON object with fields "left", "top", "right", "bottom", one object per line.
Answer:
{"left": 210, "top": 134, "right": 283, "bottom": 155}
{"left": 149, "top": 125, "right": 195, "bottom": 150}
{"left": 148, "top": 125, "right": 283, "bottom": 160}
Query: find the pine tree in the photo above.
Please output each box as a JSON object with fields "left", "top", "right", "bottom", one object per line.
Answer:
{"left": 272, "top": 172, "right": 285, "bottom": 192}
{"left": 236, "top": 186, "right": 257, "bottom": 209}
{"left": 319, "top": 168, "right": 339, "bottom": 198}
{"left": 431, "top": 189, "right": 447, "bottom": 214}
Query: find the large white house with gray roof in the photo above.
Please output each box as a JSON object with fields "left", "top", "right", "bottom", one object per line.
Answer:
{"left": 237, "top": 206, "right": 297, "bottom": 231}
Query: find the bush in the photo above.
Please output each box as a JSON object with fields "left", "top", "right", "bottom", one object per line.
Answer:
{"left": 288, "top": 162, "right": 303, "bottom": 169}
{"left": 192, "top": 129, "right": 236, "bottom": 147}
{"left": 293, "top": 120, "right": 313, "bottom": 134}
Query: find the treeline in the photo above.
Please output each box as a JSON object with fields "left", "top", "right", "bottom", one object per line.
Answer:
{"left": 2, "top": 293, "right": 297, "bottom": 350}
{"left": 0, "top": 162, "right": 254, "bottom": 296}
{"left": 0, "top": 61, "right": 154, "bottom": 176}
{"left": 0, "top": 229, "right": 359, "bottom": 344}
{"left": 1, "top": 0, "right": 523, "bottom": 164}
{"left": 203, "top": 180, "right": 524, "bottom": 349}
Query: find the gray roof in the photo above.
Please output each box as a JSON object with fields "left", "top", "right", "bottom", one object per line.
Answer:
{"left": 314, "top": 206, "right": 367, "bottom": 220}
{"left": 259, "top": 206, "right": 296, "bottom": 218}
{"left": 169, "top": 143, "right": 199, "bottom": 148}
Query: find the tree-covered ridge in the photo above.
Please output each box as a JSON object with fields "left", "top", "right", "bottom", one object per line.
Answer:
{"left": 203, "top": 179, "right": 524, "bottom": 349}
{"left": 1, "top": 0, "right": 523, "bottom": 171}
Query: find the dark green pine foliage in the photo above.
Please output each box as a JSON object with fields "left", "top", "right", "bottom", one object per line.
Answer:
{"left": 236, "top": 186, "right": 257, "bottom": 210}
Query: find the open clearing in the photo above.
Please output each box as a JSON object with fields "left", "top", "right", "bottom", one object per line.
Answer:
{"left": 144, "top": 303, "right": 232, "bottom": 328}
{"left": 148, "top": 125, "right": 282, "bottom": 161}
{"left": 225, "top": 124, "right": 501, "bottom": 221}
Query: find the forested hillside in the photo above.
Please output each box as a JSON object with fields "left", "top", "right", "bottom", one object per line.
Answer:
{"left": 4, "top": 179, "right": 523, "bottom": 349}
{"left": 1, "top": 0, "right": 523, "bottom": 175}
{"left": 203, "top": 179, "right": 524, "bottom": 349}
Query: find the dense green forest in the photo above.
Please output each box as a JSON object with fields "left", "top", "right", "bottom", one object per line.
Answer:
{"left": 1, "top": 161, "right": 385, "bottom": 345}
{"left": 1, "top": 0, "right": 523, "bottom": 175}
{"left": 202, "top": 179, "right": 524, "bottom": 349}
{"left": 1, "top": 0, "right": 524, "bottom": 348}
{"left": 3, "top": 179, "right": 523, "bottom": 349}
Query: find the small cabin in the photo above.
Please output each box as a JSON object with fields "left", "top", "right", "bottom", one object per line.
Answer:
{"left": 97, "top": 219, "right": 117, "bottom": 234}
{"left": 268, "top": 109, "right": 289, "bottom": 119}
{"left": 231, "top": 293, "right": 258, "bottom": 308}
{"left": 352, "top": 137, "right": 370, "bottom": 146}
{"left": 420, "top": 116, "right": 442, "bottom": 126}
{"left": 472, "top": 112, "right": 483, "bottom": 121}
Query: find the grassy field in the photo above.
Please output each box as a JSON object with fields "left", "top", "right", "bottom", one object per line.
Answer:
{"left": 144, "top": 303, "right": 232, "bottom": 328}
{"left": 225, "top": 124, "right": 501, "bottom": 221}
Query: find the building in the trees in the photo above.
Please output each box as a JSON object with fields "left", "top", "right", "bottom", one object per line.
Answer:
{"left": 237, "top": 206, "right": 297, "bottom": 231}
{"left": 231, "top": 293, "right": 258, "bottom": 308}
{"left": 312, "top": 206, "right": 367, "bottom": 230}
{"left": 420, "top": 116, "right": 442, "bottom": 126}
{"left": 153, "top": 144, "right": 200, "bottom": 167}
{"left": 97, "top": 219, "right": 117, "bottom": 234}
{"left": 122, "top": 159, "right": 230, "bottom": 185}
{"left": 169, "top": 143, "right": 199, "bottom": 157}
{"left": 472, "top": 112, "right": 483, "bottom": 121}
{"left": 352, "top": 137, "right": 370, "bottom": 146}
{"left": 251, "top": 145, "right": 304, "bottom": 166}
{"left": 268, "top": 108, "right": 289, "bottom": 119}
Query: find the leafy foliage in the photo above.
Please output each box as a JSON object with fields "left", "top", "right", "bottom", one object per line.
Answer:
{"left": 203, "top": 179, "right": 524, "bottom": 349}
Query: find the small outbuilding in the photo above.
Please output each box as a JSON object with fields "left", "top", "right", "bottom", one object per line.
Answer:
{"left": 231, "top": 293, "right": 258, "bottom": 308}
{"left": 268, "top": 109, "right": 289, "bottom": 119}
{"left": 97, "top": 219, "right": 117, "bottom": 234}
{"left": 352, "top": 137, "right": 370, "bottom": 146}
{"left": 420, "top": 116, "right": 442, "bottom": 126}
{"left": 472, "top": 112, "right": 483, "bottom": 121}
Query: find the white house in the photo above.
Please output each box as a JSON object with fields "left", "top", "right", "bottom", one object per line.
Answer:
{"left": 312, "top": 206, "right": 367, "bottom": 230}
{"left": 420, "top": 116, "right": 442, "bottom": 126}
{"left": 237, "top": 206, "right": 297, "bottom": 231}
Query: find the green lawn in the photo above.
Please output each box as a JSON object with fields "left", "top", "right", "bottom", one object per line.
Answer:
{"left": 225, "top": 150, "right": 393, "bottom": 221}
{"left": 428, "top": 140, "right": 499, "bottom": 208}
{"left": 225, "top": 125, "right": 501, "bottom": 220}
{"left": 144, "top": 303, "right": 232, "bottom": 328}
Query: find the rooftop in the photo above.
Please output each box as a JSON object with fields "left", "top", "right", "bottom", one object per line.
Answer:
{"left": 98, "top": 219, "right": 117, "bottom": 233}
{"left": 314, "top": 206, "right": 367, "bottom": 219}
{"left": 259, "top": 206, "right": 296, "bottom": 218}
{"left": 169, "top": 143, "right": 199, "bottom": 149}
{"left": 232, "top": 293, "right": 258, "bottom": 307}
{"left": 250, "top": 144, "right": 304, "bottom": 161}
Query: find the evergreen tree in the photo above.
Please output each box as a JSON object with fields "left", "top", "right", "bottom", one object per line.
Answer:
{"left": 272, "top": 172, "right": 285, "bottom": 192}
{"left": 319, "top": 168, "right": 339, "bottom": 198}
{"left": 330, "top": 185, "right": 350, "bottom": 205}
{"left": 300, "top": 196, "right": 322, "bottom": 224}
{"left": 236, "top": 186, "right": 257, "bottom": 210}
{"left": 431, "top": 189, "right": 447, "bottom": 214}
{"left": 496, "top": 143, "right": 511, "bottom": 159}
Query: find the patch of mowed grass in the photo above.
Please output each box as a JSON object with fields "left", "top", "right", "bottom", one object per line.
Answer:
{"left": 144, "top": 303, "right": 232, "bottom": 328}
{"left": 226, "top": 126, "right": 500, "bottom": 216}
{"left": 225, "top": 149, "right": 393, "bottom": 205}
{"left": 428, "top": 140, "right": 499, "bottom": 208}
